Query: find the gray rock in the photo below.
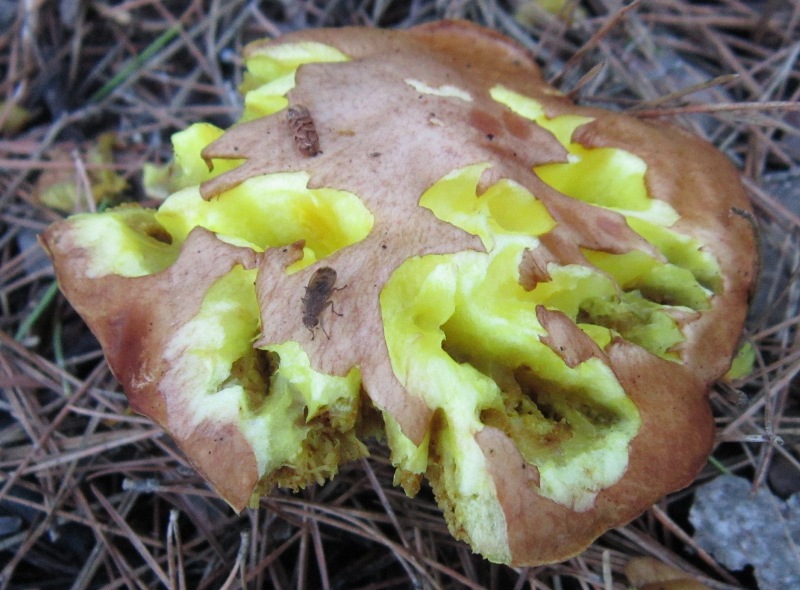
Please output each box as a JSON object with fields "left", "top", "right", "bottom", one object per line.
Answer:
{"left": 690, "top": 475, "right": 800, "bottom": 590}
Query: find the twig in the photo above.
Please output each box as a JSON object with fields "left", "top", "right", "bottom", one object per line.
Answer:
{"left": 549, "top": 0, "right": 642, "bottom": 87}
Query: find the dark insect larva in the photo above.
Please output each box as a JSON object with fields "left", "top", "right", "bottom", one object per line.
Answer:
{"left": 302, "top": 266, "right": 346, "bottom": 339}
{"left": 287, "top": 105, "right": 322, "bottom": 157}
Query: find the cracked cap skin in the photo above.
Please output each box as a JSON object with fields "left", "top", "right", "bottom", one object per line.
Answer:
{"left": 40, "top": 20, "right": 757, "bottom": 566}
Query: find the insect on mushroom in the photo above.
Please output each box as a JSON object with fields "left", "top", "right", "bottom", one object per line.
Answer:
{"left": 287, "top": 105, "right": 322, "bottom": 157}
{"left": 302, "top": 266, "right": 346, "bottom": 339}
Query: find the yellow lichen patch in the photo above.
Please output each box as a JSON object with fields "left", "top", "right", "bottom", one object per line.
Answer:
{"left": 240, "top": 42, "right": 350, "bottom": 120}
{"left": 154, "top": 172, "right": 374, "bottom": 271}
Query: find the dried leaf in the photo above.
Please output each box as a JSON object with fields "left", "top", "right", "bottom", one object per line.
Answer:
{"left": 35, "top": 133, "right": 129, "bottom": 212}
{"left": 0, "top": 101, "right": 32, "bottom": 135}
{"left": 625, "top": 557, "right": 713, "bottom": 590}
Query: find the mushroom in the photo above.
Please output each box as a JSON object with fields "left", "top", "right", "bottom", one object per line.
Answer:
{"left": 40, "top": 21, "right": 757, "bottom": 565}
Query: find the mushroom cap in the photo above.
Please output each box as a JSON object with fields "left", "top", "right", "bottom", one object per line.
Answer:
{"left": 41, "top": 20, "right": 756, "bottom": 566}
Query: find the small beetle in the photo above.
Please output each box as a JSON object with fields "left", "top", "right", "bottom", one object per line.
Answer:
{"left": 287, "top": 105, "right": 322, "bottom": 157}
{"left": 302, "top": 266, "right": 346, "bottom": 339}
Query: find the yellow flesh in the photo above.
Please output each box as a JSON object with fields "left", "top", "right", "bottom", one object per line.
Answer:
{"left": 64, "top": 42, "right": 724, "bottom": 561}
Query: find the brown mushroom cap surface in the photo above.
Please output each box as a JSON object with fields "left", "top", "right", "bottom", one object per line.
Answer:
{"left": 41, "top": 20, "right": 756, "bottom": 566}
